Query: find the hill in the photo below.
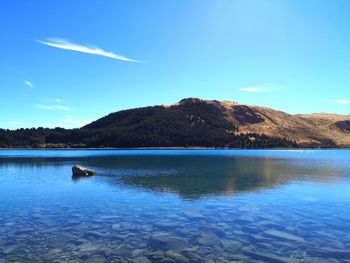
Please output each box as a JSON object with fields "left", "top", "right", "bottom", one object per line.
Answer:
{"left": 0, "top": 98, "right": 349, "bottom": 148}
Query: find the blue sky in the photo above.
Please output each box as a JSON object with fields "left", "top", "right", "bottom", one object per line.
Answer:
{"left": 0, "top": 0, "right": 349, "bottom": 129}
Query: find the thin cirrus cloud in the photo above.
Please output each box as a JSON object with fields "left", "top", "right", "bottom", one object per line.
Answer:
{"left": 7, "top": 121, "right": 26, "bottom": 125}
{"left": 331, "top": 99, "right": 350, "bottom": 105}
{"left": 24, "top": 80, "right": 34, "bottom": 88}
{"left": 239, "top": 84, "right": 281, "bottom": 93}
{"left": 36, "top": 104, "right": 70, "bottom": 111}
{"left": 35, "top": 38, "right": 142, "bottom": 62}
{"left": 239, "top": 87, "right": 266, "bottom": 93}
{"left": 38, "top": 116, "right": 93, "bottom": 129}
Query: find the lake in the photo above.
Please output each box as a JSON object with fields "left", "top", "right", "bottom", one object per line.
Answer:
{"left": 0, "top": 149, "right": 349, "bottom": 262}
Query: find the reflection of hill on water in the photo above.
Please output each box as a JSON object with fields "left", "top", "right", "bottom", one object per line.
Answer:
{"left": 96, "top": 155, "right": 347, "bottom": 199}
{"left": 0, "top": 154, "right": 347, "bottom": 199}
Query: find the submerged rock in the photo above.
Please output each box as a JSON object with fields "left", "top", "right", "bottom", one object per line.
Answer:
{"left": 166, "top": 251, "right": 190, "bottom": 263}
{"left": 196, "top": 232, "right": 221, "bottom": 246}
{"left": 72, "top": 165, "right": 96, "bottom": 177}
{"left": 132, "top": 249, "right": 147, "bottom": 258}
{"left": 151, "top": 235, "right": 188, "bottom": 251}
{"left": 134, "top": 256, "right": 152, "bottom": 263}
{"left": 264, "top": 229, "right": 304, "bottom": 242}
{"left": 243, "top": 251, "right": 296, "bottom": 263}
{"left": 83, "top": 230, "right": 104, "bottom": 239}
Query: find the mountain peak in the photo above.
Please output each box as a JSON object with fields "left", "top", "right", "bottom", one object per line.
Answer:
{"left": 178, "top": 98, "right": 204, "bottom": 104}
{"left": 177, "top": 98, "right": 237, "bottom": 107}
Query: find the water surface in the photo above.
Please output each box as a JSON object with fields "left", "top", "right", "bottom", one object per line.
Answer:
{"left": 0, "top": 150, "right": 349, "bottom": 262}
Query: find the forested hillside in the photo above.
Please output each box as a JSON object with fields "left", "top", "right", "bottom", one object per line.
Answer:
{"left": 0, "top": 99, "right": 298, "bottom": 148}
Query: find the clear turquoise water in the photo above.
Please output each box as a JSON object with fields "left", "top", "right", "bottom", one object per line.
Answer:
{"left": 0, "top": 150, "right": 349, "bottom": 262}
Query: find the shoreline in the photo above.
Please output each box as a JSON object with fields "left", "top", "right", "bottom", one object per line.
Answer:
{"left": 0, "top": 147, "right": 348, "bottom": 150}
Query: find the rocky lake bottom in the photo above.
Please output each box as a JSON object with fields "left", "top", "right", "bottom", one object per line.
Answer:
{"left": 0, "top": 149, "right": 349, "bottom": 262}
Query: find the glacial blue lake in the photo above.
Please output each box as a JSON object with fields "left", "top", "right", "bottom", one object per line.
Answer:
{"left": 0, "top": 149, "right": 349, "bottom": 262}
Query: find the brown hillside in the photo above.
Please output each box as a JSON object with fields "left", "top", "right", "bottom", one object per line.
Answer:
{"left": 169, "top": 98, "right": 350, "bottom": 147}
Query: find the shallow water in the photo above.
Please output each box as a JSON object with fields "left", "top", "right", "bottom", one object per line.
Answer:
{"left": 0, "top": 149, "right": 349, "bottom": 262}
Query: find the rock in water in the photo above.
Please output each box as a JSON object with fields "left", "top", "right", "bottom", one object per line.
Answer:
{"left": 150, "top": 235, "right": 188, "bottom": 251}
{"left": 72, "top": 165, "right": 96, "bottom": 177}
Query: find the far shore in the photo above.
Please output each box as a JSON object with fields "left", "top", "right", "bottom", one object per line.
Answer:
{"left": 0, "top": 147, "right": 348, "bottom": 150}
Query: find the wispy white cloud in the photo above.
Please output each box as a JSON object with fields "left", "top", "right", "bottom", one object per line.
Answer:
{"left": 331, "top": 99, "right": 350, "bottom": 105}
{"left": 24, "top": 80, "right": 34, "bottom": 88}
{"left": 2, "top": 117, "right": 91, "bottom": 129}
{"left": 239, "top": 84, "right": 281, "bottom": 93}
{"left": 239, "top": 87, "right": 265, "bottom": 93}
{"left": 7, "top": 121, "right": 26, "bottom": 125}
{"left": 36, "top": 38, "right": 142, "bottom": 62}
{"left": 39, "top": 116, "right": 92, "bottom": 129}
{"left": 61, "top": 116, "right": 92, "bottom": 128}
{"left": 36, "top": 104, "right": 70, "bottom": 111}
